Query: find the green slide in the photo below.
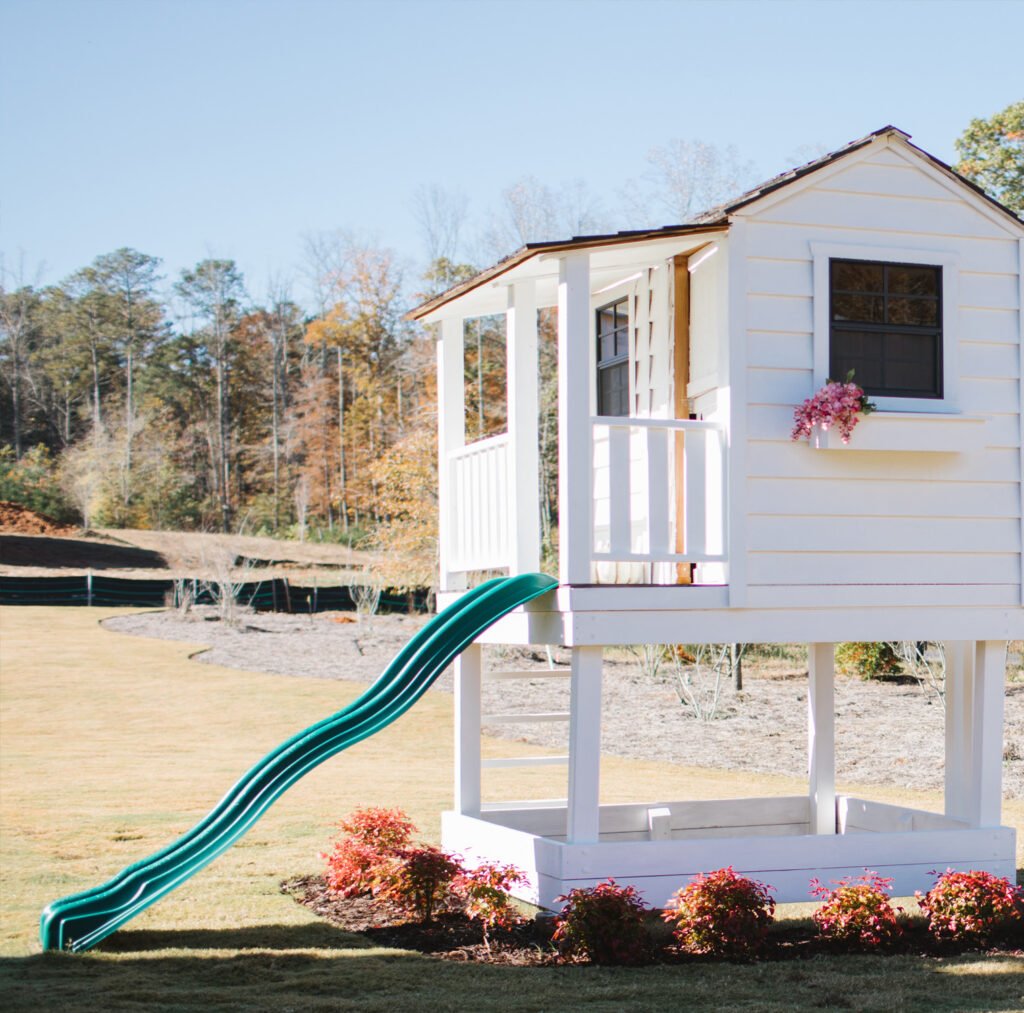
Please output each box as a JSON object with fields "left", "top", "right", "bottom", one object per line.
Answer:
{"left": 40, "top": 572, "right": 557, "bottom": 952}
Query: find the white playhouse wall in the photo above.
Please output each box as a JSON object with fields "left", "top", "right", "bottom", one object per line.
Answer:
{"left": 729, "top": 139, "right": 1024, "bottom": 612}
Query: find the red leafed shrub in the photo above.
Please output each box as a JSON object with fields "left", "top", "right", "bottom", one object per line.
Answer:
{"left": 917, "top": 869, "right": 1024, "bottom": 947}
{"left": 810, "top": 872, "right": 903, "bottom": 950}
{"left": 663, "top": 867, "right": 775, "bottom": 958}
{"left": 455, "top": 862, "right": 528, "bottom": 949}
{"left": 321, "top": 806, "right": 416, "bottom": 898}
{"left": 552, "top": 879, "right": 651, "bottom": 966}
{"left": 373, "top": 845, "right": 463, "bottom": 923}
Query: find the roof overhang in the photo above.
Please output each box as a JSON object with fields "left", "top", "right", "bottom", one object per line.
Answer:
{"left": 409, "top": 223, "right": 727, "bottom": 323}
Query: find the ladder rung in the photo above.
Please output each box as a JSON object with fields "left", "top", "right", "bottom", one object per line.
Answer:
{"left": 484, "top": 668, "right": 571, "bottom": 681}
{"left": 483, "top": 711, "right": 570, "bottom": 724}
{"left": 481, "top": 755, "right": 569, "bottom": 769}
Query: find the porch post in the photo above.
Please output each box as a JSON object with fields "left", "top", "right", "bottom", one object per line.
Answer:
{"left": 944, "top": 641, "right": 975, "bottom": 822}
{"left": 506, "top": 281, "right": 541, "bottom": 575}
{"left": 454, "top": 643, "right": 482, "bottom": 816}
{"left": 969, "top": 640, "right": 1007, "bottom": 827}
{"left": 808, "top": 643, "right": 836, "bottom": 835}
{"left": 566, "top": 645, "right": 603, "bottom": 843}
{"left": 558, "top": 252, "right": 592, "bottom": 586}
{"left": 437, "top": 316, "right": 466, "bottom": 592}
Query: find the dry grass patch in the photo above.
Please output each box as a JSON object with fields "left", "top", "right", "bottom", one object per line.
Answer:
{"left": 1, "top": 606, "right": 1022, "bottom": 1011}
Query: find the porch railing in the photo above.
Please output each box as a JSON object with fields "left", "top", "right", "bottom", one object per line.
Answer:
{"left": 446, "top": 433, "right": 511, "bottom": 573}
{"left": 591, "top": 416, "right": 726, "bottom": 565}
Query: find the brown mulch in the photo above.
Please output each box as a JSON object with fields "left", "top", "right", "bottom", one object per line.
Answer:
{"left": 281, "top": 875, "right": 559, "bottom": 964}
{"left": 0, "top": 500, "right": 78, "bottom": 536}
{"left": 282, "top": 875, "right": 1024, "bottom": 966}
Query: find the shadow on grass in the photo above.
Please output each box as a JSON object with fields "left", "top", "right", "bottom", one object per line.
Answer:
{"left": 2, "top": 945, "right": 1024, "bottom": 1013}
{"left": 96, "top": 921, "right": 374, "bottom": 952}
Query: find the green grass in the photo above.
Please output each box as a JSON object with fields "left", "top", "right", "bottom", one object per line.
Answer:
{"left": 1, "top": 606, "right": 1022, "bottom": 1011}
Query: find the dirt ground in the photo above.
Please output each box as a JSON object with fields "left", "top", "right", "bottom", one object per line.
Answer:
{"left": 104, "top": 607, "right": 1024, "bottom": 802}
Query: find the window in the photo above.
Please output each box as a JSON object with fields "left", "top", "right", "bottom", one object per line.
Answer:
{"left": 811, "top": 242, "right": 959, "bottom": 413}
{"left": 829, "top": 259, "right": 942, "bottom": 399}
{"left": 596, "top": 298, "right": 629, "bottom": 416}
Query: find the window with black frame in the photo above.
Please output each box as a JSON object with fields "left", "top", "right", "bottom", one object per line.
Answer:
{"left": 829, "top": 259, "right": 943, "bottom": 399}
{"left": 596, "top": 298, "right": 629, "bottom": 416}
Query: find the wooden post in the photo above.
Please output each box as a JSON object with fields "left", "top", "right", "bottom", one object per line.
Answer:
{"left": 672, "top": 255, "right": 693, "bottom": 584}
{"left": 567, "top": 646, "right": 603, "bottom": 843}
{"left": 506, "top": 281, "right": 541, "bottom": 575}
{"left": 808, "top": 643, "right": 835, "bottom": 835}
{"left": 437, "top": 316, "right": 467, "bottom": 592}
{"left": 454, "top": 643, "right": 482, "bottom": 816}
{"left": 944, "top": 641, "right": 974, "bottom": 821}
{"left": 969, "top": 640, "right": 1007, "bottom": 827}
{"left": 558, "top": 252, "right": 592, "bottom": 586}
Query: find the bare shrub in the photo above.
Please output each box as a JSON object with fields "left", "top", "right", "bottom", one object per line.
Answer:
{"left": 891, "top": 641, "right": 945, "bottom": 707}
{"left": 347, "top": 569, "right": 382, "bottom": 623}
{"left": 199, "top": 543, "right": 255, "bottom": 628}
{"left": 670, "top": 643, "right": 745, "bottom": 722}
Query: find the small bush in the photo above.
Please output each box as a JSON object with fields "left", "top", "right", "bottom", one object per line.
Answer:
{"left": 810, "top": 872, "right": 903, "bottom": 950}
{"left": 663, "top": 866, "right": 775, "bottom": 958}
{"left": 322, "top": 806, "right": 415, "bottom": 898}
{"left": 552, "top": 879, "right": 651, "bottom": 965}
{"left": 373, "top": 845, "right": 463, "bottom": 923}
{"left": 455, "top": 861, "right": 527, "bottom": 949}
{"left": 835, "top": 642, "right": 902, "bottom": 679}
{"left": 917, "top": 869, "right": 1024, "bottom": 947}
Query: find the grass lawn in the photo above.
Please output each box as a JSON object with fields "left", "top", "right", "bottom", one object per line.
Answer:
{"left": 1, "top": 606, "right": 1022, "bottom": 1011}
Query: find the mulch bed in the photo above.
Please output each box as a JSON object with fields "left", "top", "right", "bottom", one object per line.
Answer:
{"left": 282, "top": 875, "right": 1024, "bottom": 966}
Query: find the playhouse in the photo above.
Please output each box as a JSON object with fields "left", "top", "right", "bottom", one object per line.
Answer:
{"left": 411, "top": 127, "right": 1024, "bottom": 908}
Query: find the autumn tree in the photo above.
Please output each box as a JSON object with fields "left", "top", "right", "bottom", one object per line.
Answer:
{"left": 955, "top": 100, "right": 1024, "bottom": 214}
{"left": 175, "top": 259, "right": 246, "bottom": 531}
{"left": 0, "top": 280, "right": 43, "bottom": 457}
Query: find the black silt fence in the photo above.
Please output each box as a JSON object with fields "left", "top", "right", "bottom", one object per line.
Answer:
{"left": 0, "top": 575, "right": 430, "bottom": 613}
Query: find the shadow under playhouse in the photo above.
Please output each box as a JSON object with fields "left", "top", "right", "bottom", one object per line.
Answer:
{"left": 412, "top": 126, "right": 1024, "bottom": 908}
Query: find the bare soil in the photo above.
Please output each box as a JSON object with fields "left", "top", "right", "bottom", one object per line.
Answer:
{"left": 103, "top": 608, "right": 1024, "bottom": 801}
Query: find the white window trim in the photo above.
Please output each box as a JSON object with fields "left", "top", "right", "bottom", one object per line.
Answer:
{"left": 810, "top": 241, "right": 961, "bottom": 414}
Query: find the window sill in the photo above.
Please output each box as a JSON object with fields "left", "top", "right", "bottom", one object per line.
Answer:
{"left": 808, "top": 412, "right": 988, "bottom": 453}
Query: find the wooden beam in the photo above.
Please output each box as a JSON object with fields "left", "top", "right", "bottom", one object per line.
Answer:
{"left": 437, "top": 318, "right": 467, "bottom": 592}
{"left": 566, "top": 646, "right": 603, "bottom": 843}
{"left": 944, "top": 641, "right": 974, "bottom": 822}
{"left": 454, "top": 643, "right": 482, "bottom": 816}
{"left": 970, "top": 640, "right": 1007, "bottom": 827}
{"left": 808, "top": 643, "right": 836, "bottom": 835}
{"left": 672, "top": 255, "right": 693, "bottom": 584}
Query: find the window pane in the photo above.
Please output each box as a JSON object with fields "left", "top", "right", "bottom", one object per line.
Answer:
{"left": 888, "top": 265, "right": 938, "bottom": 296}
{"left": 887, "top": 297, "right": 938, "bottom": 327}
{"left": 832, "top": 260, "right": 883, "bottom": 293}
{"left": 831, "top": 330, "right": 884, "bottom": 391}
{"left": 598, "top": 361, "right": 629, "bottom": 416}
{"left": 615, "top": 326, "right": 629, "bottom": 358}
{"left": 832, "top": 293, "right": 884, "bottom": 323}
{"left": 884, "top": 332, "right": 939, "bottom": 395}
{"left": 597, "top": 306, "right": 616, "bottom": 337}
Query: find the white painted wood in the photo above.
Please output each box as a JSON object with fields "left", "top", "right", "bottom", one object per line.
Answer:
{"left": 647, "top": 427, "right": 670, "bottom": 556}
{"left": 483, "top": 711, "right": 570, "bottom": 724}
{"left": 948, "top": 641, "right": 974, "bottom": 824}
{"left": 1019, "top": 237, "right": 1024, "bottom": 606}
{"left": 484, "top": 668, "right": 571, "bottom": 681}
{"left": 506, "top": 281, "right": 541, "bottom": 575}
{"left": 726, "top": 221, "right": 748, "bottom": 605}
{"left": 437, "top": 317, "right": 466, "bottom": 591}
{"left": 808, "top": 643, "right": 836, "bottom": 836}
{"left": 558, "top": 252, "right": 592, "bottom": 584}
{"left": 683, "top": 428, "right": 708, "bottom": 558}
{"left": 607, "top": 426, "right": 631, "bottom": 556}
{"left": 481, "top": 755, "right": 569, "bottom": 769}
{"left": 446, "top": 434, "right": 510, "bottom": 572}
{"left": 647, "top": 807, "right": 672, "bottom": 841}
{"left": 566, "top": 646, "right": 603, "bottom": 844}
{"left": 841, "top": 797, "right": 970, "bottom": 834}
{"left": 454, "top": 643, "right": 482, "bottom": 816}
{"left": 747, "top": 552, "right": 1020, "bottom": 587}
{"left": 970, "top": 640, "right": 1008, "bottom": 827}
{"left": 808, "top": 413, "right": 989, "bottom": 453}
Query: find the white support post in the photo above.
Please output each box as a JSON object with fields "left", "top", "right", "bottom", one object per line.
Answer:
{"left": 566, "top": 646, "right": 603, "bottom": 843}
{"left": 454, "top": 643, "right": 482, "bottom": 816}
{"left": 808, "top": 643, "right": 836, "bottom": 835}
{"left": 437, "top": 317, "right": 467, "bottom": 592}
{"left": 944, "top": 641, "right": 975, "bottom": 822}
{"left": 969, "top": 640, "right": 1007, "bottom": 827}
{"left": 506, "top": 281, "right": 541, "bottom": 575}
{"left": 558, "top": 253, "right": 592, "bottom": 586}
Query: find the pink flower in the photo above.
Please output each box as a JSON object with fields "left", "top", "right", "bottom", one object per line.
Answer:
{"left": 791, "top": 379, "right": 875, "bottom": 444}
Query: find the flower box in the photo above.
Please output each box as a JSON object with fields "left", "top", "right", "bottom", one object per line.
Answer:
{"left": 809, "top": 412, "right": 989, "bottom": 453}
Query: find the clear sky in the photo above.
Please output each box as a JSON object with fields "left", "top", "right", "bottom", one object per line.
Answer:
{"left": 2, "top": 0, "right": 1021, "bottom": 306}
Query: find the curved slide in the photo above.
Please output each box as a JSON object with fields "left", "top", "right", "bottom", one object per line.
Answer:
{"left": 41, "top": 572, "right": 557, "bottom": 952}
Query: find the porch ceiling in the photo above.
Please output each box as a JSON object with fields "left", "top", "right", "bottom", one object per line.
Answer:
{"left": 415, "top": 229, "right": 726, "bottom": 323}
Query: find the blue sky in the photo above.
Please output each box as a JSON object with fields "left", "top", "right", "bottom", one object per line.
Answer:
{"left": 2, "top": 0, "right": 1021, "bottom": 306}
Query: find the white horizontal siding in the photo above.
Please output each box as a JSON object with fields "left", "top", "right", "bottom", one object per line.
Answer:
{"left": 748, "top": 477, "right": 1022, "bottom": 519}
{"left": 960, "top": 307, "right": 1021, "bottom": 344}
{"left": 747, "top": 551, "right": 1020, "bottom": 586}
